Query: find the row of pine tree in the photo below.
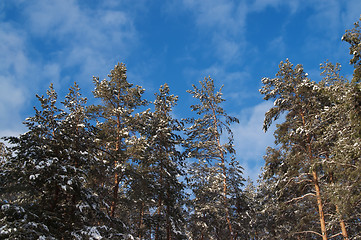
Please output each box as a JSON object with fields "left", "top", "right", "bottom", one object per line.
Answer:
{"left": 1, "top": 17, "right": 360, "bottom": 240}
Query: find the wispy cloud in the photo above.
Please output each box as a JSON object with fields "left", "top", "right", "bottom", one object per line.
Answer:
{"left": 232, "top": 101, "right": 275, "bottom": 182}
{"left": 0, "top": 22, "right": 31, "bottom": 138}
{"left": 22, "top": 0, "right": 139, "bottom": 85}
{"left": 250, "top": 0, "right": 300, "bottom": 13}
{"left": 0, "top": 0, "right": 141, "bottom": 138}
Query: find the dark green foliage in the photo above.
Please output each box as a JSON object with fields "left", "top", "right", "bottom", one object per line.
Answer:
{"left": 318, "top": 62, "right": 361, "bottom": 238}
{"left": 0, "top": 83, "right": 120, "bottom": 239}
{"left": 259, "top": 60, "right": 337, "bottom": 239}
{"left": 259, "top": 54, "right": 361, "bottom": 238}
{"left": 3, "top": 16, "right": 361, "bottom": 239}
{"left": 121, "top": 84, "right": 187, "bottom": 239}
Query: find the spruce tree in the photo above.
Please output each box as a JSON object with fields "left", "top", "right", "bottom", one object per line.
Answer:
{"left": 0, "top": 83, "right": 115, "bottom": 239}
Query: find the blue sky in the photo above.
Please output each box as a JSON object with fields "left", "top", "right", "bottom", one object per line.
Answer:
{"left": 1, "top": 0, "right": 360, "bottom": 181}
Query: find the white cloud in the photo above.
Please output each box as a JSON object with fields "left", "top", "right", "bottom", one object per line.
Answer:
{"left": 181, "top": 0, "right": 247, "bottom": 33}
{"left": 0, "top": 0, "right": 141, "bottom": 138}
{"left": 268, "top": 36, "right": 285, "bottom": 56}
{"left": 0, "top": 77, "right": 26, "bottom": 135}
{"left": 20, "top": 0, "right": 138, "bottom": 87}
{"left": 232, "top": 101, "right": 275, "bottom": 182}
{"left": 0, "top": 23, "right": 31, "bottom": 138}
{"left": 250, "top": 0, "right": 300, "bottom": 13}
{"left": 171, "top": 0, "right": 248, "bottom": 64}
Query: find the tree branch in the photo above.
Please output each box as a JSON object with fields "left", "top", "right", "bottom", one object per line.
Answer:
{"left": 293, "top": 230, "right": 322, "bottom": 237}
{"left": 328, "top": 232, "right": 342, "bottom": 239}
{"left": 286, "top": 193, "right": 315, "bottom": 204}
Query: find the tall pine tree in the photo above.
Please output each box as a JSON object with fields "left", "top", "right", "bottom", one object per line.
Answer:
{"left": 185, "top": 77, "right": 245, "bottom": 240}
{"left": 89, "top": 63, "right": 146, "bottom": 223}
{"left": 260, "top": 60, "right": 331, "bottom": 239}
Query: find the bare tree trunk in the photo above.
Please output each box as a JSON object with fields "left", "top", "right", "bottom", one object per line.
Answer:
{"left": 301, "top": 111, "right": 328, "bottom": 240}
{"left": 51, "top": 184, "right": 60, "bottom": 211}
{"left": 312, "top": 170, "right": 328, "bottom": 240}
{"left": 335, "top": 204, "right": 349, "bottom": 240}
{"left": 166, "top": 191, "right": 171, "bottom": 240}
{"left": 211, "top": 107, "right": 234, "bottom": 240}
{"left": 166, "top": 207, "right": 171, "bottom": 240}
{"left": 110, "top": 171, "right": 120, "bottom": 217}
{"left": 110, "top": 115, "right": 122, "bottom": 217}
{"left": 155, "top": 157, "right": 164, "bottom": 240}
{"left": 329, "top": 169, "right": 349, "bottom": 240}
{"left": 221, "top": 158, "right": 234, "bottom": 240}
{"left": 138, "top": 202, "right": 145, "bottom": 239}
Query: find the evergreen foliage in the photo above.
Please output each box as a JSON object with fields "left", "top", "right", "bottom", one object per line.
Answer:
{"left": 255, "top": 18, "right": 361, "bottom": 238}
{"left": 184, "top": 77, "right": 248, "bottom": 240}
{"left": 0, "top": 83, "right": 118, "bottom": 239}
{"left": 1, "top": 16, "right": 361, "bottom": 240}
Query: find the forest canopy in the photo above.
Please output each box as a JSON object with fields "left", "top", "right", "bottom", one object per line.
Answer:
{"left": 1, "top": 16, "right": 361, "bottom": 240}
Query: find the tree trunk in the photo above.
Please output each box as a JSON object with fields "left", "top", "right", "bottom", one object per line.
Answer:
{"left": 166, "top": 208, "right": 171, "bottom": 240}
{"left": 301, "top": 111, "right": 328, "bottom": 240}
{"left": 312, "top": 170, "right": 328, "bottom": 240}
{"left": 110, "top": 115, "right": 122, "bottom": 217}
{"left": 217, "top": 139, "right": 234, "bottom": 240}
{"left": 138, "top": 202, "right": 145, "bottom": 239}
{"left": 221, "top": 158, "right": 234, "bottom": 240}
{"left": 110, "top": 171, "right": 120, "bottom": 217}
{"left": 212, "top": 108, "right": 234, "bottom": 240}
{"left": 335, "top": 204, "right": 349, "bottom": 240}
{"left": 155, "top": 157, "right": 164, "bottom": 240}
{"left": 51, "top": 184, "right": 60, "bottom": 211}
{"left": 166, "top": 191, "right": 171, "bottom": 240}
{"left": 329, "top": 169, "right": 349, "bottom": 240}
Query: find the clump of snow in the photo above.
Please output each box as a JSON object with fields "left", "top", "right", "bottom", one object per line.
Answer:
{"left": 29, "top": 174, "right": 40, "bottom": 180}
{"left": 1, "top": 204, "right": 10, "bottom": 211}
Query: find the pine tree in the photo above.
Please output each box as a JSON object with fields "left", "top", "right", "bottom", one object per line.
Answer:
{"left": 89, "top": 62, "right": 146, "bottom": 223}
{"left": 342, "top": 16, "right": 361, "bottom": 83}
{"left": 319, "top": 61, "right": 361, "bottom": 239}
{"left": 147, "top": 84, "right": 186, "bottom": 239}
{"left": 260, "top": 60, "right": 332, "bottom": 239}
{"left": 184, "top": 77, "right": 245, "bottom": 240}
{"left": 339, "top": 18, "right": 361, "bottom": 237}
{"left": 0, "top": 83, "right": 116, "bottom": 239}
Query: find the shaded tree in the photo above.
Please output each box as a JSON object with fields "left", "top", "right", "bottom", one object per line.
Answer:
{"left": 0, "top": 83, "right": 118, "bottom": 239}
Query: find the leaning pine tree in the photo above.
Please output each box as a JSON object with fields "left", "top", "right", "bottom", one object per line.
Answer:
{"left": 259, "top": 59, "right": 352, "bottom": 239}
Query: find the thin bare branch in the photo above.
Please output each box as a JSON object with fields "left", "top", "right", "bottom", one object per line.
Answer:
{"left": 328, "top": 232, "right": 342, "bottom": 239}
{"left": 286, "top": 193, "right": 316, "bottom": 204}
{"left": 293, "top": 230, "right": 323, "bottom": 237}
